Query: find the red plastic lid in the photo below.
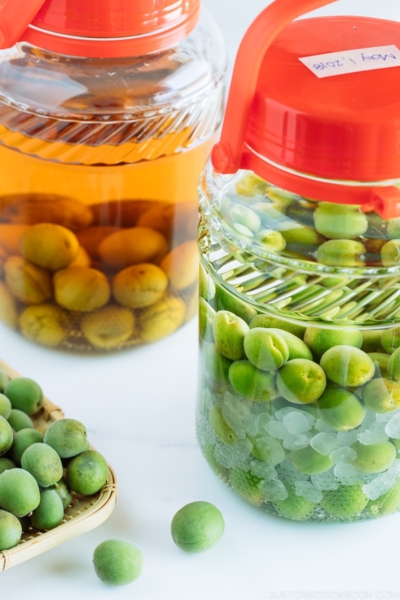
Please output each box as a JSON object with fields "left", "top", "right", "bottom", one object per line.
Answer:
{"left": 212, "top": 0, "right": 400, "bottom": 218}
{"left": 250, "top": 16, "right": 400, "bottom": 183}
{"left": 0, "top": 0, "right": 200, "bottom": 57}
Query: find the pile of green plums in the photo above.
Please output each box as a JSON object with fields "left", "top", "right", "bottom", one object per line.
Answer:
{"left": 219, "top": 172, "right": 400, "bottom": 269}
{"left": 0, "top": 370, "right": 109, "bottom": 551}
{"left": 202, "top": 302, "right": 387, "bottom": 412}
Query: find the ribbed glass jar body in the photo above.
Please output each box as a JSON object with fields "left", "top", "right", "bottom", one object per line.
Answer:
{"left": 0, "top": 12, "right": 226, "bottom": 351}
{"left": 197, "top": 160, "right": 400, "bottom": 523}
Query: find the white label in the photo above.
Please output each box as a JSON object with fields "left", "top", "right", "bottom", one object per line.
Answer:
{"left": 299, "top": 45, "right": 400, "bottom": 78}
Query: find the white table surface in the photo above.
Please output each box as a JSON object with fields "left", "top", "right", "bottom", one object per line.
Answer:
{"left": 3, "top": 0, "right": 400, "bottom": 597}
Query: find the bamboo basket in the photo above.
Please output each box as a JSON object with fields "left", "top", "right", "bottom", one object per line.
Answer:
{"left": 0, "top": 360, "right": 117, "bottom": 572}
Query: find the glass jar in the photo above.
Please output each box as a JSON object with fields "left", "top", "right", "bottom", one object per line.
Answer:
{"left": 197, "top": 0, "right": 400, "bottom": 522}
{"left": 0, "top": 1, "right": 226, "bottom": 352}
{"left": 197, "top": 164, "right": 400, "bottom": 523}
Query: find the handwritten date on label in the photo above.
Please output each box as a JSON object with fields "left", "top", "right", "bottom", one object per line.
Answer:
{"left": 299, "top": 45, "right": 400, "bottom": 79}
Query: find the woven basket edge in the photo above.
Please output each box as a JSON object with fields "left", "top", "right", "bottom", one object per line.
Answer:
{"left": 0, "top": 360, "right": 118, "bottom": 572}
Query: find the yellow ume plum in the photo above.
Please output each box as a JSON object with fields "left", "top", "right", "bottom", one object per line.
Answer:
{"left": 113, "top": 264, "right": 168, "bottom": 309}
{"left": 98, "top": 228, "right": 168, "bottom": 270}
{"left": 5, "top": 257, "right": 52, "bottom": 305}
{"left": 20, "top": 224, "right": 80, "bottom": 271}
{"left": 54, "top": 267, "right": 110, "bottom": 312}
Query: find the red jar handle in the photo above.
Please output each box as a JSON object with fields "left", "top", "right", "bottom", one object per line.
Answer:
{"left": 0, "top": 0, "right": 46, "bottom": 49}
{"left": 212, "top": 0, "right": 338, "bottom": 174}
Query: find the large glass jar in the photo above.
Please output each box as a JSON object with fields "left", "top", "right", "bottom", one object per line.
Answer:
{"left": 197, "top": 164, "right": 400, "bottom": 523}
{"left": 0, "top": 1, "right": 226, "bottom": 352}
{"left": 196, "top": 0, "right": 400, "bottom": 523}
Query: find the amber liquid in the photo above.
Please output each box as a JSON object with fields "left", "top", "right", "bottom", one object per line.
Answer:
{"left": 0, "top": 130, "right": 213, "bottom": 352}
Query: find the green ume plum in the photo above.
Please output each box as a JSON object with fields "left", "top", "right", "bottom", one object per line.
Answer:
{"left": 0, "top": 458, "right": 15, "bottom": 474}
{"left": 235, "top": 174, "right": 268, "bottom": 197}
{"left": 304, "top": 327, "right": 363, "bottom": 359}
{"left": 321, "top": 485, "right": 368, "bottom": 519}
{"left": 209, "top": 407, "right": 237, "bottom": 445}
{"left": 351, "top": 441, "right": 396, "bottom": 474}
{"left": 244, "top": 328, "right": 289, "bottom": 371}
{"left": 281, "top": 225, "right": 324, "bottom": 246}
{"left": 317, "top": 240, "right": 365, "bottom": 267}
{"left": 273, "top": 488, "right": 315, "bottom": 521}
{"left": 67, "top": 450, "right": 108, "bottom": 496}
{"left": 0, "top": 468, "right": 40, "bottom": 516}
{"left": 317, "top": 389, "right": 365, "bottom": 431}
{"left": 367, "top": 481, "right": 400, "bottom": 517}
{"left": 93, "top": 540, "right": 143, "bottom": 586}
{"left": 233, "top": 224, "right": 253, "bottom": 238}
{"left": 381, "top": 240, "right": 400, "bottom": 267}
{"left": 229, "top": 361, "right": 277, "bottom": 402}
{"left": 213, "top": 311, "right": 249, "bottom": 361}
{"left": 0, "top": 394, "right": 11, "bottom": 419}
{"left": 290, "top": 447, "right": 332, "bottom": 475}
{"left": 252, "top": 202, "right": 288, "bottom": 226}
{"left": 215, "top": 286, "right": 257, "bottom": 325}
{"left": 363, "top": 378, "right": 400, "bottom": 413}
{"left": 267, "top": 329, "right": 312, "bottom": 360}
{"left": 199, "top": 298, "right": 215, "bottom": 342}
{"left": 204, "top": 343, "right": 232, "bottom": 384}
{"left": 314, "top": 203, "right": 368, "bottom": 239}
{"left": 171, "top": 501, "right": 224, "bottom": 553}
{"left": 320, "top": 346, "right": 375, "bottom": 387}
{"left": 8, "top": 409, "right": 34, "bottom": 432}
{"left": 251, "top": 437, "right": 285, "bottom": 465}
{"left": 199, "top": 264, "right": 215, "bottom": 302}
{"left": 5, "top": 378, "right": 43, "bottom": 416}
{"left": 21, "top": 443, "right": 63, "bottom": 488}
{"left": 229, "top": 205, "right": 261, "bottom": 233}
{"left": 0, "top": 509, "right": 22, "bottom": 550}
{"left": 267, "top": 186, "right": 296, "bottom": 207}
{"left": 18, "top": 516, "right": 31, "bottom": 533}
{"left": 230, "top": 469, "right": 264, "bottom": 507}
{"left": 381, "top": 328, "right": 400, "bottom": 354}
{"left": 257, "top": 229, "right": 286, "bottom": 251}
{"left": 362, "top": 331, "right": 386, "bottom": 353}
{"left": 44, "top": 418, "right": 88, "bottom": 458}
{"left": 249, "top": 314, "right": 306, "bottom": 338}
{"left": 11, "top": 428, "right": 43, "bottom": 464}
{"left": 52, "top": 480, "right": 72, "bottom": 510}
{"left": 0, "top": 416, "right": 13, "bottom": 456}
{"left": 277, "top": 359, "right": 326, "bottom": 404}
{"left": 368, "top": 353, "right": 390, "bottom": 378}
{"left": 31, "top": 489, "right": 64, "bottom": 530}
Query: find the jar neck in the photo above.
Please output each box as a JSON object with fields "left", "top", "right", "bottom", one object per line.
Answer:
{"left": 240, "top": 147, "right": 400, "bottom": 220}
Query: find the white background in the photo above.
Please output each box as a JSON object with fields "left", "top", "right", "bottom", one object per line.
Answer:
{"left": 3, "top": 0, "right": 400, "bottom": 598}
